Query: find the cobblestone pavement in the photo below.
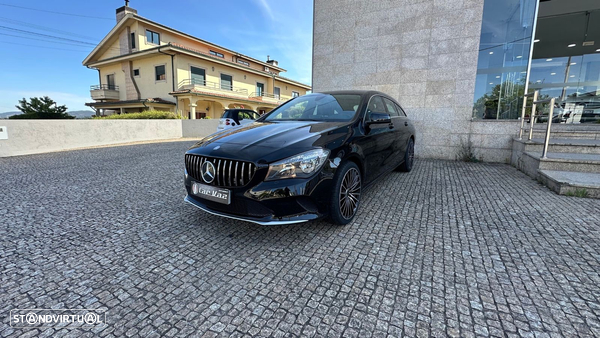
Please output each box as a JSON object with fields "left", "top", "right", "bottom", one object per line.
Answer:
{"left": 1, "top": 141, "right": 600, "bottom": 338}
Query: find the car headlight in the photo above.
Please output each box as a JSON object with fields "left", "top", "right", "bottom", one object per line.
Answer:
{"left": 265, "top": 149, "right": 330, "bottom": 181}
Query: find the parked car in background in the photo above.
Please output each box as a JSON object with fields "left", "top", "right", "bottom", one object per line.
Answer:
{"left": 581, "top": 103, "right": 600, "bottom": 123}
{"left": 184, "top": 90, "right": 416, "bottom": 225}
{"left": 217, "top": 109, "right": 260, "bottom": 131}
{"left": 536, "top": 103, "right": 567, "bottom": 123}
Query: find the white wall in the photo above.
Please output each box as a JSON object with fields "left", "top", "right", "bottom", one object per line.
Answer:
{"left": 0, "top": 120, "right": 183, "bottom": 157}
{"left": 182, "top": 119, "right": 220, "bottom": 138}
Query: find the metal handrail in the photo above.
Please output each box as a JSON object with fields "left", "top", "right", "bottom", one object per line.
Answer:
{"left": 533, "top": 97, "right": 556, "bottom": 159}
{"left": 177, "top": 79, "right": 248, "bottom": 96}
{"left": 91, "top": 84, "right": 119, "bottom": 90}
{"left": 519, "top": 91, "right": 538, "bottom": 140}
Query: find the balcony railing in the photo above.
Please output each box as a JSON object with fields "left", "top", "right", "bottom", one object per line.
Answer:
{"left": 250, "top": 92, "right": 279, "bottom": 99}
{"left": 90, "top": 84, "right": 120, "bottom": 100}
{"left": 178, "top": 79, "right": 248, "bottom": 96}
{"left": 91, "top": 84, "right": 119, "bottom": 91}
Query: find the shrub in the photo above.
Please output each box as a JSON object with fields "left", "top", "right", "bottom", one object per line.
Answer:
{"left": 94, "top": 110, "right": 182, "bottom": 119}
{"left": 456, "top": 138, "right": 480, "bottom": 162}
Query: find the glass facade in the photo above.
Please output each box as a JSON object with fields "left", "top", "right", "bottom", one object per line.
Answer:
{"left": 472, "top": 0, "right": 537, "bottom": 119}
{"left": 474, "top": 1, "right": 600, "bottom": 122}
{"left": 528, "top": 10, "right": 600, "bottom": 123}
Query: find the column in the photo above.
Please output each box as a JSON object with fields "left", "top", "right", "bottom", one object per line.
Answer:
{"left": 190, "top": 103, "right": 197, "bottom": 119}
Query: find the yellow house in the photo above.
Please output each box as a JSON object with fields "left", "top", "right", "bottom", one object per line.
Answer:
{"left": 83, "top": 3, "right": 311, "bottom": 118}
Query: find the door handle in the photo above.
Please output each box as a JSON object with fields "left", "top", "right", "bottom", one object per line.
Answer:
{"left": 404, "top": 121, "right": 409, "bottom": 126}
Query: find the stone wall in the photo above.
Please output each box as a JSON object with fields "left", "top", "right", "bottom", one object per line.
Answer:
{"left": 311, "top": 0, "right": 518, "bottom": 162}
{"left": 181, "top": 119, "right": 220, "bottom": 138}
{"left": 0, "top": 120, "right": 183, "bottom": 157}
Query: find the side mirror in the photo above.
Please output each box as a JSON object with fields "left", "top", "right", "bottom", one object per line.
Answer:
{"left": 366, "top": 112, "right": 391, "bottom": 125}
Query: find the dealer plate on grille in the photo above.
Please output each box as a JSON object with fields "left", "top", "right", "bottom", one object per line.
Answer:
{"left": 192, "top": 182, "right": 231, "bottom": 205}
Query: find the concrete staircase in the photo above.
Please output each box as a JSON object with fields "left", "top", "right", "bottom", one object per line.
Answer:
{"left": 512, "top": 125, "right": 600, "bottom": 198}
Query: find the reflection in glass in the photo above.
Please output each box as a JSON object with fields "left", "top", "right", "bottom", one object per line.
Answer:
{"left": 528, "top": 9, "right": 600, "bottom": 123}
{"left": 472, "top": 0, "right": 537, "bottom": 119}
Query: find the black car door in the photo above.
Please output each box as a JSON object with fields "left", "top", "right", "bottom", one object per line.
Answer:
{"left": 383, "top": 98, "right": 410, "bottom": 166}
{"left": 359, "top": 95, "right": 396, "bottom": 183}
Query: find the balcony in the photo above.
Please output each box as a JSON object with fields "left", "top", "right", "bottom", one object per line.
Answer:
{"left": 177, "top": 79, "right": 249, "bottom": 98}
{"left": 249, "top": 92, "right": 290, "bottom": 105}
{"left": 90, "top": 84, "right": 120, "bottom": 101}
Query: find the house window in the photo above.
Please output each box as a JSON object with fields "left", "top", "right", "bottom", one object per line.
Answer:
{"left": 292, "top": 91, "right": 300, "bottom": 98}
{"left": 146, "top": 29, "right": 160, "bottom": 45}
{"left": 237, "top": 59, "right": 249, "bottom": 66}
{"left": 191, "top": 66, "right": 205, "bottom": 86}
{"left": 210, "top": 50, "right": 224, "bottom": 58}
{"left": 133, "top": 69, "right": 140, "bottom": 77}
{"left": 106, "top": 74, "right": 115, "bottom": 89}
{"left": 155, "top": 65, "right": 166, "bottom": 81}
{"left": 256, "top": 83, "right": 264, "bottom": 96}
{"left": 220, "top": 74, "right": 232, "bottom": 90}
{"left": 130, "top": 32, "right": 136, "bottom": 49}
{"left": 274, "top": 87, "right": 281, "bottom": 99}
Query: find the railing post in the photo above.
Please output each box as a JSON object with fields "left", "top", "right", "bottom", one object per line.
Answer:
{"left": 519, "top": 93, "right": 528, "bottom": 140}
{"left": 541, "top": 97, "right": 555, "bottom": 159}
{"left": 528, "top": 90, "right": 539, "bottom": 140}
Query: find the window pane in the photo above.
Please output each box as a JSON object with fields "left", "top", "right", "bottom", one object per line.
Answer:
{"left": 146, "top": 30, "right": 152, "bottom": 43}
{"left": 383, "top": 98, "right": 399, "bottom": 116}
{"left": 472, "top": 0, "right": 537, "bottom": 119}
{"left": 395, "top": 104, "right": 407, "bottom": 117}
{"left": 131, "top": 32, "right": 135, "bottom": 49}
{"left": 256, "top": 83, "right": 264, "bottom": 96}
{"left": 221, "top": 74, "right": 232, "bottom": 90}
{"left": 106, "top": 74, "right": 115, "bottom": 89}
{"left": 274, "top": 87, "right": 280, "bottom": 99}
{"left": 155, "top": 65, "right": 166, "bottom": 81}
{"left": 191, "top": 67, "right": 205, "bottom": 85}
{"left": 367, "top": 96, "right": 385, "bottom": 113}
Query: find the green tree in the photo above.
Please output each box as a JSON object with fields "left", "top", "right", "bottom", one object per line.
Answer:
{"left": 9, "top": 96, "right": 74, "bottom": 119}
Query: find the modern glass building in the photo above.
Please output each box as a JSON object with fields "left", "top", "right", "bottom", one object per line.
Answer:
{"left": 313, "top": 0, "right": 600, "bottom": 162}
{"left": 473, "top": 0, "right": 600, "bottom": 122}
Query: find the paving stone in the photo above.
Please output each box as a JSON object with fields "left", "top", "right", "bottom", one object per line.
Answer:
{"left": 0, "top": 142, "right": 599, "bottom": 337}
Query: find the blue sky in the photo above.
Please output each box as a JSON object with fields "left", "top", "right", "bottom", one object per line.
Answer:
{"left": 0, "top": 0, "right": 313, "bottom": 113}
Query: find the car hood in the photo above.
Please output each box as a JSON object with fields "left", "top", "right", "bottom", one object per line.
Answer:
{"left": 187, "top": 121, "right": 351, "bottom": 163}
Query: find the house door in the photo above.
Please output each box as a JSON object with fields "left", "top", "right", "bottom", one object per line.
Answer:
{"left": 106, "top": 74, "right": 115, "bottom": 89}
{"left": 256, "top": 83, "right": 264, "bottom": 96}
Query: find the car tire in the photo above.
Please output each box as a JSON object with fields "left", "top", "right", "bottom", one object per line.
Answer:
{"left": 396, "top": 138, "right": 415, "bottom": 172}
{"left": 329, "top": 161, "right": 361, "bottom": 225}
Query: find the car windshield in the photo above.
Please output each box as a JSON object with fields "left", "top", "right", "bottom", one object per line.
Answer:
{"left": 262, "top": 93, "right": 362, "bottom": 122}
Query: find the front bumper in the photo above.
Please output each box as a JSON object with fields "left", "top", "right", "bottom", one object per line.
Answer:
{"left": 184, "top": 169, "right": 334, "bottom": 225}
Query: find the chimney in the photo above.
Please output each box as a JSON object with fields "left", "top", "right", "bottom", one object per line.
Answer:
{"left": 266, "top": 56, "right": 278, "bottom": 67}
{"left": 116, "top": 1, "right": 137, "bottom": 23}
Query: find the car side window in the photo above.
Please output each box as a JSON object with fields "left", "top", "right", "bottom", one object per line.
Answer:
{"left": 395, "top": 103, "right": 407, "bottom": 117}
{"left": 383, "top": 98, "right": 399, "bottom": 117}
{"left": 367, "top": 96, "right": 386, "bottom": 116}
{"left": 251, "top": 112, "right": 260, "bottom": 120}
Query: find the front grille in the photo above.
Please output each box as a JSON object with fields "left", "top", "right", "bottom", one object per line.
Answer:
{"left": 185, "top": 154, "right": 256, "bottom": 187}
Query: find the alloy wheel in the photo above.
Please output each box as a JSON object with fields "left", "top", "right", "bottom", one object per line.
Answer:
{"left": 339, "top": 168, "right": 361, "bottom": 219}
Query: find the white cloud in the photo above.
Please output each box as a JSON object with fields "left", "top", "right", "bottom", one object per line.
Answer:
{"left": 0, "top": 90, "right": 91, "bottom": 112}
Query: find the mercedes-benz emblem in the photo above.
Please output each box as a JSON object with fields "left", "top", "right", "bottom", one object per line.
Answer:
{"left": 201, "top": 161, "right": 216, "bottom": 183}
